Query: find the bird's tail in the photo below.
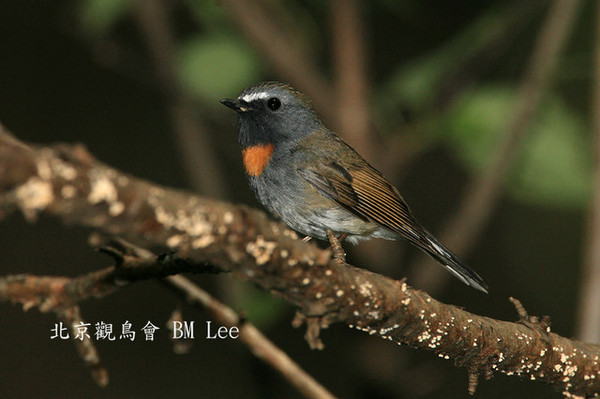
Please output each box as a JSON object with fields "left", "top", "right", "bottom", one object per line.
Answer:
{"left": 415, "top": 230, "right": 488, "bottom": 293}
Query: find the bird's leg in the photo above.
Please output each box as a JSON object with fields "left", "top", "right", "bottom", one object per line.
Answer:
{"left": 302, "top": 236, "right": 312, "bottom": 242}
{"left": 326, "top": 229, "right": 347, "bottom": 263}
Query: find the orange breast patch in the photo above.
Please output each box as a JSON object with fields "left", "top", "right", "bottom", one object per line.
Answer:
{"left": 242, "top": 144, "right": 275, "bottom": 177}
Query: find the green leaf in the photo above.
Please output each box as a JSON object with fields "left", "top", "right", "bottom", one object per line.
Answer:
{"left": 176, "top": 34, "right": 261, "bottom": 102}
{"left": 78, "top": 0, "right": 132, "bottom": 37}
{"left": 233, "top": 287, "right": 289, "bottom": 329}
{"left": 441, "top": 85, "right": 591, "bottom": 208}
{"left": 385, "top": 56, "right": 450, "bottom": 112}
{"left": 441, "top": 86, "right": 513, "bottom": 171}
{"left": 378, "top": 3, "right": 531, "bottom": 113}
{"left": 187, "top": 0, "right": 227, "bottom": 30}
{"left": 510, "top": 99, "right": 591, "bottom": 207}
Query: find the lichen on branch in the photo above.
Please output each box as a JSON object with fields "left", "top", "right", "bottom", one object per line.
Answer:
{"left": 0, "top": 127, "right": 599, "bottom": 397}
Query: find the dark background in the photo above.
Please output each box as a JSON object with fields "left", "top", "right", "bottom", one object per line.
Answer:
{"left": 0, "top": 1, "right": 594, "bottom": 398}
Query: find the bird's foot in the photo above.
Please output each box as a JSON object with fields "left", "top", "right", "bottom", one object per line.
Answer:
{"left": 302, "top": 236, "right": 312, "bottom": 242}
{"left": 326, "top": 230, "right": 347, "bottom": 264}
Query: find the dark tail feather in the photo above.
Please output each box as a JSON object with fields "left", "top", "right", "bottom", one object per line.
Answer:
{"left": 416, "top": 231, "right": 488, "bottom": 293}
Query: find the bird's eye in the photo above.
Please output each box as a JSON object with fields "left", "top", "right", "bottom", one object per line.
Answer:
{"left": 267, "top": 97, "right": 281, "bottom": 111}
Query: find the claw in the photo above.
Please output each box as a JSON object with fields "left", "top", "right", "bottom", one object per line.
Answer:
{"left": 326, "top": 230, "right": 347, "bottom": 264}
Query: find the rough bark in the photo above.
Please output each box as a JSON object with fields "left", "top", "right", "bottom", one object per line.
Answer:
{"left": 0, "top": 127, "right": 599, "bottom": 397}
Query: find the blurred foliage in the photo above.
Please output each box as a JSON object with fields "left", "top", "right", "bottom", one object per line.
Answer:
{"left": 71, "top": 0, "right": 593, "bottom": 329}
{"left": 187, "top": 0, "right": 227, "bottom": 30}
{"left": 441, "top": 86, "right": 591, "bottom": 208}
{"left": 2, "top": 0, "right": 595, "bottom": 397}
{"left": 78, "top": 0, "right": 132, "bottom": 37}
{"left": 73, "top": 0, "right": 594, "bottom": 208}
{"left": 234, "top": 283, "right": 292, "bottom": 330}
{"left": 379, "top": 2, "right": 529, "bottom": 114}
{"left": 176, "top": 34, "right": 261, "bottom": 101}
{"left": 373, "top": 1, "right": 591, "bottom": 210}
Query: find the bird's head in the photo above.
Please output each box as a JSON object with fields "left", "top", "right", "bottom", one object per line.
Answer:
{"left": 221, "top": 81, "right": 323, "bottom": 148}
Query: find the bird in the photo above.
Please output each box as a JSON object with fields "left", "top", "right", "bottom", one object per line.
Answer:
{"left": 220, "top": 81, "right": 488, "bottom": 293}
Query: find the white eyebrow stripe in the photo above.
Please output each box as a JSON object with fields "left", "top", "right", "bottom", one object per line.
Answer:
{"left": 240, "top": 92, "right": 270, "bottom": 102}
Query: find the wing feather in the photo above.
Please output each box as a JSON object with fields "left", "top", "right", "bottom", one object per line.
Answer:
{"left": 295, "top": 141, "right": 488, "bottom": 293}
{"left": 298, "top": 161, "right": 421, "bottom": 240}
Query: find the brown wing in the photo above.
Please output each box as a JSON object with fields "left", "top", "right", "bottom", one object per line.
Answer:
{"left": 296, "top": 134, "right": 489, "bottom": 293}
{"left": 296, "top": 162, "right": 360, "bottom": 214}
{"left": 298, "top": 161, "right": 421, "bottom": 241}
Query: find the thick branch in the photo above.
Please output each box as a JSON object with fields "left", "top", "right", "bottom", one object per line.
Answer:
{"left": 1, "top": 240, "right": 336, "bottom": 399}
{"left": 1, "top": 129, "right": 599, "bottom": 396}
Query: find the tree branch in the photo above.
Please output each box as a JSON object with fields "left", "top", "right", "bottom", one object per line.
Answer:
{"left": 133, "top": 0, "right": 230, "bottom": 199}
{"left": 1, "top": 236, "right": 336, "bottom": 398}
{"left": 330, "top": 0, "right": 376, "bottom": 158}
{"left": 1, "top": 127, "right": 599, "bottom": 396}
{"left": 164, "top": 275, "right": 336, "bottom": 399}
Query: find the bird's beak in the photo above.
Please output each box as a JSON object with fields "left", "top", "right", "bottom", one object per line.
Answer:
{"left": 220, "top": 98, "right": 251, "bottom": 112}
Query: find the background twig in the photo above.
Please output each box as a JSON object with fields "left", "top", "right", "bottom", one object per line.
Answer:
{"left": 330, "top": 0, "right": 375, "bottom": 158}
{"left": 0, "top": 241, "right": 336, "bottom": 399}
{"left": 576, "top": 0, "right": 600, "bottom": 343}
{"left": 220, "top": 0, "right": 335, "bottom": 124}
{"left": 164, "top": 275, "right": 337, "bottom": 399}
{"left": 411, "top": 0, "right": 583, "bottom": 292}
{"left": 133, "top": 0, "right": 229, "bottom": 199}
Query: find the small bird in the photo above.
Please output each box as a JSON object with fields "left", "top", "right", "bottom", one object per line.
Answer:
{"left": 221, "top": 81, "right": 488, "bottom": 293}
